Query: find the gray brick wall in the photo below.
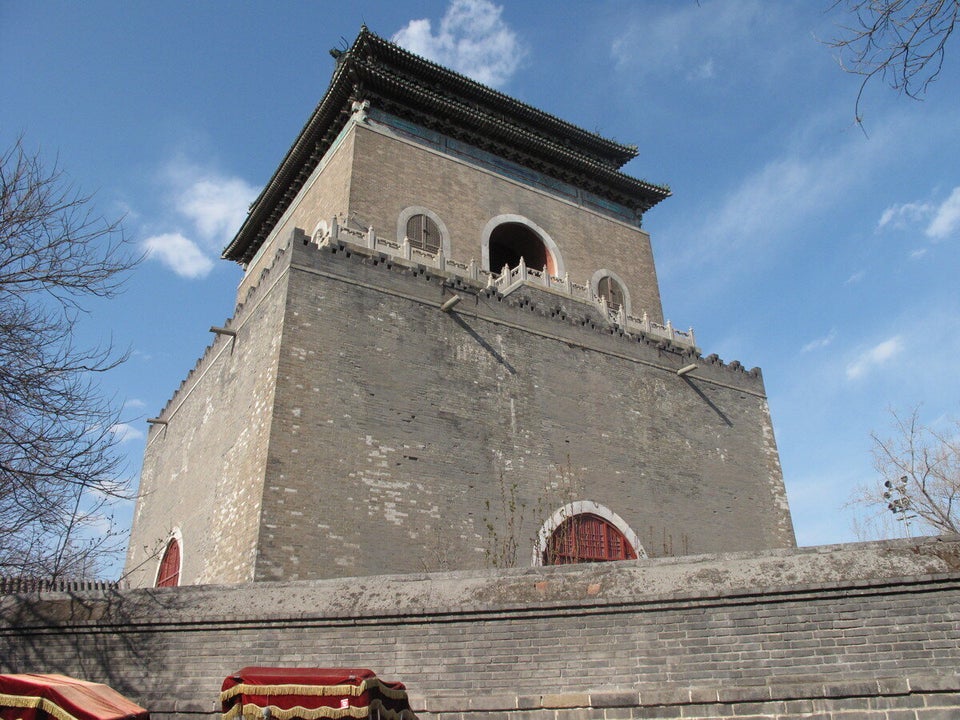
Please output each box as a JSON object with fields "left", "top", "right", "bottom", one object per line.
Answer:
{"left": 3, "top": 538, "right": 959, "bottom": 720}
{"left": 255, "top": 235, "right": 792, "bottom": 581}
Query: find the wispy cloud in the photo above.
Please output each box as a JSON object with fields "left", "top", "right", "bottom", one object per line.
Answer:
{"left": 611, "top": 0, "right": 775, "bottom": 82}
{"left": 142, "top": 160, "right": 258, "bottom": 278}
{"left": 877, "top": 201, "right": 933, "bottom": 231}
{"left": 802, "top": 329, "right": 836, "bottom": 353}
{"left": 845, "top": 336, "right": 902, "bottom": 380}
{"left": 662, "top": 135, "right": 883, "bottom": 276}
{"left": 392, "top": 0, "right": 525, "bottom": 87}
{"left": 844, "top": 270, "right": 866, "bottom": 285}
{"left": 877, "top": 185, "right": 960, "bottom": 241}
{"left": 110, "top": 422, "right": 145, "bottom": 443}
{"left": 926, "top": 186, "right": 960, "bottom": 240}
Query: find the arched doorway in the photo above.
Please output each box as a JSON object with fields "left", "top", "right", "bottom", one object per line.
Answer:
{"left": 155, "top": 537, "right": 181, "bottom": 587}
{"left": 489, "top": 222, "right": 553, "bottom": 274}
{"left": 532, "top": 501, "right": 644, "bottom": 566}
{"left": 544, "top": 513, "right": 638, "bottom": 564}
{"left": 482, "top": 216, "right": 562, "bottom": 277}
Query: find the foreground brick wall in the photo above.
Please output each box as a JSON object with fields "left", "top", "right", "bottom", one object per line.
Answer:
{"left": 3, "top": 538, "right": 959, "bottom": 719}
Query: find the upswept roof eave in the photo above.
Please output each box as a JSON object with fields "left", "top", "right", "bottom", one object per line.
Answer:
{"left": 222, "top": 53, "right": 355, "bottom": 263}
{"left": 355, "top": 61, "right": 669, "bottom": 206}
{"left": 356, "top": 29, "right": 638, "bottom": 168}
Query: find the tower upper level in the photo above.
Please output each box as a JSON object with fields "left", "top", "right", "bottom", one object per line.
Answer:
{"left": 223, "top": 27, "right": 673, "bottom": 325}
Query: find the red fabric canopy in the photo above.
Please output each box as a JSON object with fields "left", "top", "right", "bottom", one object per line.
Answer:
{"left": 220, "top": 668, "right": 416, "bottom": 720}
{"left": 0, "top": 674, "right": 148, "bottom": 720}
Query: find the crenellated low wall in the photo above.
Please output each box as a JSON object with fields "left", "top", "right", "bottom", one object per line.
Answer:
{"left": 2, "top": 537, "right": 959, "bottom": 719}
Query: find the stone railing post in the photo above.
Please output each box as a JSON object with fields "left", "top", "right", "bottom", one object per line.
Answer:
{"left": 642, "top": 311, "right": 652, "bottom": 334}
{"left": 468, "top": 259, "right": 478, "bottom": 281}
{"left": 563, "top": 272, "right": 571, "bottom": 295}
{"left": 366, "top": 226, "right": 376, "bottom": 250}
{"left": 401, "top": 237, "right": 412, "bottom": 260}
{"left": 518, "top": 256, "right": 527, "bottom": 282}
{"left": 542, "top": 266, "right": 551, "bottom": 287}
{"left": 437, "top": 247, "right": 446, "bottom": 271}
{"left": 330, "top": 216, "right": 339, "bottom": 243}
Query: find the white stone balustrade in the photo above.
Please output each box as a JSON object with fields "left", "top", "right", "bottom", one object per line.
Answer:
{"left": 313, "top": 218, "right": 696, "bottom": 349}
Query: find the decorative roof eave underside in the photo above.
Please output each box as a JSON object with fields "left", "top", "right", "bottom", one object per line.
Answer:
{"left": 224, "top": 28, "right": 670, "bottom": 265}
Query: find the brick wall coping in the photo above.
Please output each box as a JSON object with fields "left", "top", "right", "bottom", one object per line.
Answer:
{"left": 423, "top": 673, "right": 960, "bottom": 712}
{"left": 2, "top": 536, "right": 958, "bottom": 631}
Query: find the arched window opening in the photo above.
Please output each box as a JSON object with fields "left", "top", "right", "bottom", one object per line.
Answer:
{"left": 406, "top": 213, "right": 441, "bottom": 254}
{"left": 489, "top": 222, "right": 555, "bottom": 275}
{"left": 155, "top": 538, "right": 181, "bottom": 587}
{"left": 544, "top": 513, "right": 637, "bottom": 565}
{"left": 598, "top": 275, "right": 625, "bottom": 312}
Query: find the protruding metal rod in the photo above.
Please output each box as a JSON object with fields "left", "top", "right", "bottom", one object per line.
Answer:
{"left": 146, "top": 418, "right": 168, "bottom": 426}
{"left": 677, "top": 363, "right": 698, "bottom": 377}
{"left": 440, "top": 295, "right": 462, "bottom": 313}
{"left": 210, "top": 326, "right": 237, "bottom": 337}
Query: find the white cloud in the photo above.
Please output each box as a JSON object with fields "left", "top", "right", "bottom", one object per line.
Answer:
{"left": 143, "top": 232, "right": 215, "bottom": 278}
{"left": 877, "top": 200, "right": 933, "bottom": 231}
{"left": 844, "top": 270, "right": 866, "bottom": 285}
{"left": 877, "top": 185, "right": 960, "bottom": 241}
{"left": 926, "top": 186, "right": 960, "bottom": 240}
{"left": 801, "top": 329, "right": 836, "bottom": 353}
{"left": 110, "top": 422, "right": 146, "bottom": 443}
{"left": 392, "top": 0, "right": 525, "bottom": 87}
{"left": 909, "top": 248, "right": 928, "bottom": 259}
{"left": 845, "top": 336, "right": 902, "bottom": 380}
{"left": 173, "top": 173, "right": 258, "bottom": 244}
{"left": 142, "top": 161, "right": 258, "bottom": 278}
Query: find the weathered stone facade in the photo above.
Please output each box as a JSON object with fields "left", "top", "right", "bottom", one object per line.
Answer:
{"left": 124, "top": 28, "right": 795, "bottom": 587}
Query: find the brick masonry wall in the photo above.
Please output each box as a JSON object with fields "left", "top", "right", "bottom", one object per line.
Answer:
{"left": 123, "top": 245, "right": 293, "bottom": 586}
{"left": 347, "top": 121, "right": 665, "bottom": 323}
{"left": 3, "top": 538, "right": 959, "bottom": 719}
{"left": 254, "top": 234, "right": 791, "bottom": 581}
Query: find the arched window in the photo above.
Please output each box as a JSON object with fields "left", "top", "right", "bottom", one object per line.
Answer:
{"left": 543, "top": 513, "right": 637, "bottom": 565}
{"left": 597, "top": 276, "right": 625, "bottom": 311}
{"left": 591, "top": 270, "right": 632, "bottom": 317}
{"left": 398, "top": 207, "right": 449, "bottom": 256}
{"left": 155, "top": 537, "right": 181, "bottom": 587}
{"left": 406, "top": 213, "right": 441, "bottom": 254}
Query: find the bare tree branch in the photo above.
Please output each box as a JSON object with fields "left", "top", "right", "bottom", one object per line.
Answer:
{"left": 851, "top": 407, "right": 960, "bottom": 537}
{"left": 0, "top": 136, "right": 137, "bottom": 579}
{"left": 827, "top": 0, "right": 960, "bottom": 124}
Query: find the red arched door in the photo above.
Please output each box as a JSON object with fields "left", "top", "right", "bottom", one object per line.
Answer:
{"left": 155, "top": 538, "right": 181, "bottom": 587}
{"left": 544, "top": 513, "right": 637, "bottom": 565}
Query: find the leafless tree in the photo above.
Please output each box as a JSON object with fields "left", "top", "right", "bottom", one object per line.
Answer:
{"left": 0, "top": 136, "right": 137, "bottom": 579}
{"left": 852, "top": 407, "right": 960, "bottom": 538}
{"left": 827, "top": 0, "right": 959, "bottom": 123}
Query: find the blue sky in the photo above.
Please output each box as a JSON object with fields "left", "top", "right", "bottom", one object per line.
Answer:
{"left": 2, "top": 1, "right": 959, "bottom": 574}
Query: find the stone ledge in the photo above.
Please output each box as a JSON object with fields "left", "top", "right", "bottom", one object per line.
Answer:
{"left": 421, "top": 674, "right": 960, "bottom": 713}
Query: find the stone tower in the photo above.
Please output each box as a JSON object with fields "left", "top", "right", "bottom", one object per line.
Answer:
{"left": 123, "top": 28, "right": 794, "bottom": 588}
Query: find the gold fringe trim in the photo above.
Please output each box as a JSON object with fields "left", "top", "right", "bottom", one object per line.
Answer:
{"left": 0, "top": 692, "right": 82, "bottom": 720}
{"left": 220, "top": 678, "right": 408, "bottom": 703}
{"left": 222, "top": 699, "right": 416, "bottom": 720}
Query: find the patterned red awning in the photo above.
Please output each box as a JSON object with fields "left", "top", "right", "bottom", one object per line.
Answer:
{"left": 220, "top": 668, "right": 416, "bottom": 720}
{"left": 0, "top": 674, "right": 148, "bottom": 720}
